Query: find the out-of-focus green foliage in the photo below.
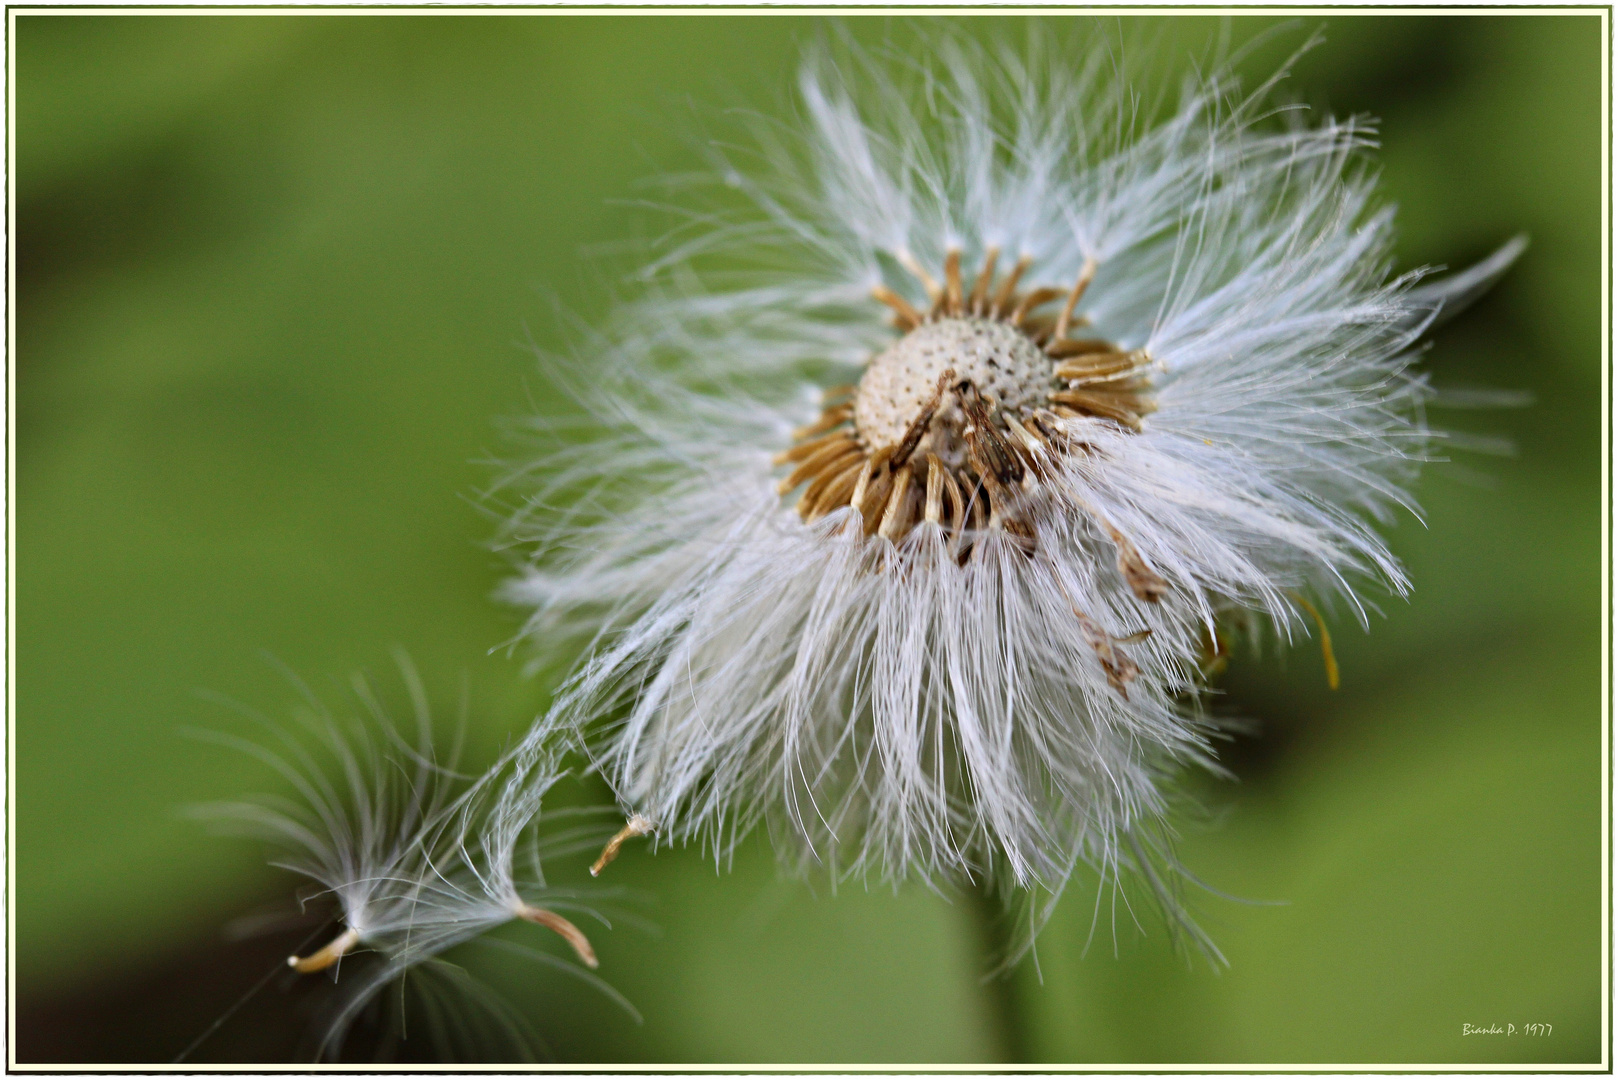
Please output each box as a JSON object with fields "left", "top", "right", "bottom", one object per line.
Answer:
{"left": 15, "top": 14, "right": 1604, "bottom": 1065}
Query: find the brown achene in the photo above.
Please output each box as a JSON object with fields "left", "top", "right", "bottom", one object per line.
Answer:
{"left": 775, "top": 249, "right": 1158, "bottom": 556}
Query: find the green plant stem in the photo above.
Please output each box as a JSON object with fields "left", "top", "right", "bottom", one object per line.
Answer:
{"left": 964, "top": 879, "right": 1033, "bottom": 1064}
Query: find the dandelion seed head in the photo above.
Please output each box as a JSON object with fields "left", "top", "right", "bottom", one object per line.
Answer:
{"left": 502, "top": 25, "right": 1519, "bottom": 939}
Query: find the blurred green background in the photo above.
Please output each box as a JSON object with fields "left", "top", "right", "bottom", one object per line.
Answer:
{"left": 14, "top": 13, "right": 1605, "bottom": 1066}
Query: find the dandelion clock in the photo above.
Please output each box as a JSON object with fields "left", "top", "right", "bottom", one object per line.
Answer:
{"left": 500, "top": 26, "right": 1519, "bottom": 949}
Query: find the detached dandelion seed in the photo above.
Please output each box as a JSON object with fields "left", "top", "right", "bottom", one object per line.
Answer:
{"left": 500, "top": 27, "right": 1520, "bottom": 943}
{"left": 192, "top": 662, "right": 632, "bottom": 1060}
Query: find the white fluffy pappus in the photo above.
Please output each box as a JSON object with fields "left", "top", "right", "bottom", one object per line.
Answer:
{"left": 191, "top": 661, "right": 637, "bottom": 1060}
{"left": 496, "top": 26, "right": 1521, "bottom": 942}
